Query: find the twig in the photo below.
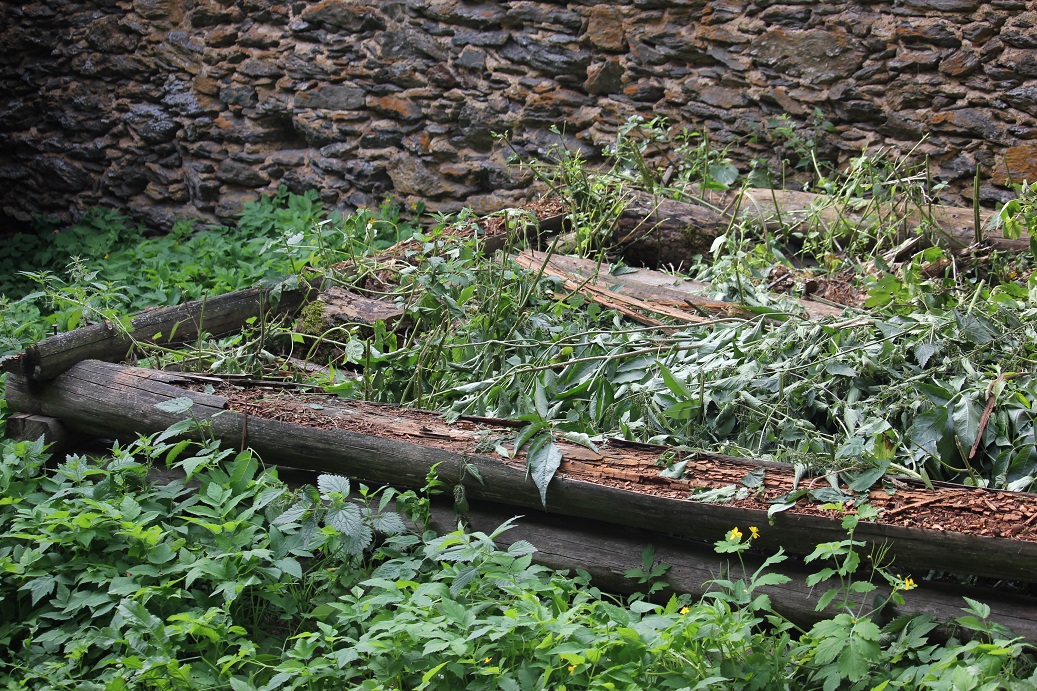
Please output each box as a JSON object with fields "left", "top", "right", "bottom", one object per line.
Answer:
{"left": 883, "top": 494, "right": 946, "bottom": 517}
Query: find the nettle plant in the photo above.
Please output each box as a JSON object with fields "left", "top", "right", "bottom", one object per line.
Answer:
{"left": 2, "top": 428, "right": 1034, "bottom": 690}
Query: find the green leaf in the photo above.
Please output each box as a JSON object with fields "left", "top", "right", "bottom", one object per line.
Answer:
{"left": 913, "top": 342, "right": 940, "bottom": 368}
{"left": 155, "top": 397, "right": 195, "bottom": 415}
{"left": 825, "top": 362, "right": 856, "bottom": 377}
{"left": 809, "top": 487, "right": 852, "bottom": 504}
{"left": 845, "top": 463, "right": 887, "bottom": 493}
{"left": 514, "top": 421, "right": 548, "bottom": 456}
{"left": 951, "top": 395, "right": 983, "bottom": 456}
{"left": 274, "top": 557, "right": 303, "bottom": 579}
{"left": 907, "top": 408, "right": 949, "bottom": 457}
{"left": 526, "top": 433, "right": 563, "bottom": 507}
{"left": 954, "top": 310, "right": 998, "bottom": 345}
{"left": 660, "top": 460, "right": 688, "bottom": 479}
{"left": 371, "top": 511, "right": 407, "bottom": 536}
{"left": 21, "top": 575, "right": 57, "bottom": 606}
{"left": 326, "top": 503, "right": 363, "bottom": 536}
{"left": 560, "top": 431, "right": 599, "bottom": 453}
{"left": 690, "top": 484, "right": 738, "bottom": 504}
{"left": 740, "top": 468, "right": 765, "bottom": 488}
{"left": 659, "top": 364, "right": 693, "bottom": 399}
{"left": 317, "top": 474, "right": 351, "bottom": 498}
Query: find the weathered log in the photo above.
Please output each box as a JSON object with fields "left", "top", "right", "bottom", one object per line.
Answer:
{"left": 613, "top": 188, "right": 1015, "bottom": 268}
{"left": 9, "top": 359, "right": 1037, "bottom": 588}
{"left": 614, "top": 192, "right": 728, "bottom": 268}
{"left": 439, "top": 499, "right": 1037, "bottom": 644}
{"left": 2, "top": 279, "right": 321, "bottom": 383}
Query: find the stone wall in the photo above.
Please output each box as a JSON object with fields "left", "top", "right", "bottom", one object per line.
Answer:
{"left": 1, "top": 0, "right": 1035, "bottom": 232}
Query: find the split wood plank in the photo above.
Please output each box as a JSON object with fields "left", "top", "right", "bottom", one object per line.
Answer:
{"left": 9, "top": 359, "right": 1037, "bottom": 586}
{"left": 513, "top": 250, "right": 845, "bottom": 321}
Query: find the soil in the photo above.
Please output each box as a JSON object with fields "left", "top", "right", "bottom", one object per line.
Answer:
{"left": 767, "top": 264, "right": 868, "bottom": 308}
{"left": 208, "top": 382, "right": 1037, "bottom": 544}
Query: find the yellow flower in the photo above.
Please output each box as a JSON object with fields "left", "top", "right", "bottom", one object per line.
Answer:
{"left": 749, "top": 526, "right": 760, "bottom": 540}
{"left": 680, "top": 606, "right": 690, "bottom": 615}
{"left": 902, "top": 577, "right": 917, "bottom": 591}
{"left": 568, "top": 664, "right": 576, "bottom": 674}
{"left": 727, "top": 527, "right": 743, "bottom": 541}
{"left": 484, "top": 657, "right": 491, "bottom": 664}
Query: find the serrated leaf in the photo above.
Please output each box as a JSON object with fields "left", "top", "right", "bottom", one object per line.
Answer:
{"left": 793, "top": 463, "right": 808, "bottom": 490}
{"left": 659, "top": 364, "right": 693, "bottom": 399}
{"left": 317, "top": 474, "right": 351, "bottom": 497}
{"left": 155, "top": 397, "right": 195, "bottom": 414}
{"left": 272, "top": 502, "right": 309, "bottom": 526}
{"left": 371, "top": 511, "right": 407, "bottom": 536}
{"left": 254, "top": 486, "right": 286, "bottom": 511}
{"left": 463, "top": 461, "right": 484, "bottom": 485}
{"left": 954, "top": 310, "right": 999, "bottom": 345}
{"left": 825, "top": 362, "right": 857, "bottom": 377}
{"left": 507, "top": 540, "right": 537, "bottom": 557}
{"left": 914, "top": 342, "right": 940, "bottom": 368}
{"left": 768, "top": 501, "right": 798, "bottom": 517}
{"left": 534, "top": 381, "right": 549, "bottom": 418}
{"left": 845, "top": 464, "right": 887, "bottom": 493}
{"left": 21, "top": 575, "right": 57, "bottom": 606}
{"left": 326, "top": 503, "right": 363, "bottom": 535}
{"left": 514, "top": 421, "right": 547, "bottom": 456}
{"left": 835, "top": 436, "right": 867, "bottom": 460}
{"left": 560, "top": 431, "right": 599, "bottom": 453}
{"left": 273, "top": 557, "right": 303, "bottom": 579}
{"left": 907, "top": 407, "right": 949, "bottom": 457}
{"left": 338, "top": 523, "right": 373, "bottom": 557}
{"left": 809, "top": 487, "right": 853, "bottom": 503}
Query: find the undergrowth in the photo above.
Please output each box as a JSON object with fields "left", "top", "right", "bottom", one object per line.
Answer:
{"left": 1, "top": 432, "right": 1033, "bottom": 689}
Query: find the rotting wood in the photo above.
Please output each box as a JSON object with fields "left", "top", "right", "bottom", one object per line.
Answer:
{"left": 9, "top": 359, "right": 1037, "bottom": 586}
{"left": 318, "top": 285, "right": 407, "bottom": 328}
{"left": 513, "top": 250, "right": 846, "bottom": 321}
{"left": 5, "top": 413, "right": 81, "bottom": 455}
{"left": 1, "top": 279, "right": 321, "bottom": 383}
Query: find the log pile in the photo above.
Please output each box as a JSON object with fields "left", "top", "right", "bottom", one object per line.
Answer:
{"left": 5, "top": 190, "right": 1037, "bottom": 641}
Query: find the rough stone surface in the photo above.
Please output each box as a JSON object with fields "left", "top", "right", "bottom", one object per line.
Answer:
{"left": 0, "top": 0, "right": 1034, "bottom": 231}
{"left": 1004, "top": 144, "right": 1037, "bottom": 184}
